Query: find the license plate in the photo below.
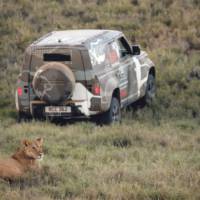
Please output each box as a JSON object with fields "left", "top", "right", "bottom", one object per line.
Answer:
{"left": 45, "top": 106, "right": 71, "bottom": 113}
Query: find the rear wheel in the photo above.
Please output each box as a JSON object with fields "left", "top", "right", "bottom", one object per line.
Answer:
{"left": 99, "top": 97, "right": 121, "bottom": 125}
{"left": 17, "top": 112, "right": 31, "bottom": 123}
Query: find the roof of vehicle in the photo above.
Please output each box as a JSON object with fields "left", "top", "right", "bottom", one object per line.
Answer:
{"left": 31, "top": 29, "right": 122, "bottom": 47}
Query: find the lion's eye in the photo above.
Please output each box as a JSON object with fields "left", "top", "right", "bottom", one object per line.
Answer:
{"left": 32, "top": 146, "right": 36, "bottom": 150}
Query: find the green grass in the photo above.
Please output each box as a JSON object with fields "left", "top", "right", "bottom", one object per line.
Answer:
{"left": 1, "top": 0, "right": 200, "bottom": 119}
{"left": 0, "top": 118, "right": 199, "bottom": 200}
{"left": 0, "top": 0, "right": 200, "bottom": 199}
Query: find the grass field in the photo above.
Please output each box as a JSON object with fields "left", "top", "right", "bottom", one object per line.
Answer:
{"left": 0, "top": 0, "right": 200, "bottom": 199}
{"left": 0, "top": 117, "right": 200, "bottom": 200}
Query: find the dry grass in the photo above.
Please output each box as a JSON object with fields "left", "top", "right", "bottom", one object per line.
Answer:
{"left": 0, "top": 0, "right": 200, "bottom": 199}
{"left": 0, "top": 118, "right": 199, "bottom": 199}
{"left": 1, "top": 0, "right": 200, "bottom": 118}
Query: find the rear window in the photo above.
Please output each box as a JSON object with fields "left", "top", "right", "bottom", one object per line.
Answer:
{"left": 43, "top": 53, "right": 71, "bottom": 62}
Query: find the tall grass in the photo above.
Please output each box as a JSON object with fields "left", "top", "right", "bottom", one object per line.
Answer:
{"left": 0, "top": 119, "right": 200, "bottom": 199}
{"left": 0, "top": 0, "right": 200, "bottom": 120}
{"left": 0, "top": 0, "right": 200, "bottom": 199}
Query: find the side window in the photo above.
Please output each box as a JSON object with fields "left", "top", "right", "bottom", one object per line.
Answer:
{"left": 88, "top": 39, "right": 107, "bottom": 67}
{"left": 105, "top": 41, "right": 120, "bottom": 65}
{"left": 117, "top": 37, "right": 132, "bottom": 58}
{"left": 88, "top": 40, "right": 120, "bottom": 69}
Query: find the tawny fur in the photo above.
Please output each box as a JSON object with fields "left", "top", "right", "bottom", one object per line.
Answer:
{"left": 0, "top": 138, "right": 44, "bottom": 179}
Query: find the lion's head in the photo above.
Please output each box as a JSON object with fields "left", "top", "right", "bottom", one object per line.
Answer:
{"left": 22, "top": 138, "right": 44, "bottom": 160}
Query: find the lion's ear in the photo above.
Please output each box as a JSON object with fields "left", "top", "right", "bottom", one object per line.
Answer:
{"left": 36, "top": 137, "right": 43, "bottom": 145}
{"left": 22, "top": 139, "right": 31, "bottom": 146}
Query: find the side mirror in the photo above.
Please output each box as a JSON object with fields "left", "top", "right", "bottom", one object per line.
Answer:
{"left": 132, "top": 45, "right": 141, "bottom": 55}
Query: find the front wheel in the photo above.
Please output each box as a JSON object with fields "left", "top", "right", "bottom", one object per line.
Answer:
{"left": 100, "top": 97, "right": 121, "bottom": 125}
{"left": 143, "top": 73, "right": 156, "bottom": 105}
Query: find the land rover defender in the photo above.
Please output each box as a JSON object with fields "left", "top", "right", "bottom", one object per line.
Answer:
{"left": 16, "top": 29, "right": 156, "bottom": 124}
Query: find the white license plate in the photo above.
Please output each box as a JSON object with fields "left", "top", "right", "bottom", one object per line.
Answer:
{"left": 45, "top": 106, "right": 71, "bottom": 113}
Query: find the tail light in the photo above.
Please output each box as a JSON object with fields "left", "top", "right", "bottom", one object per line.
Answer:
{"left": 17, "top": 87, "right": 23, "bottom": 96}
{"left": 92, "top": 77, "right": 101, "bottom": 96}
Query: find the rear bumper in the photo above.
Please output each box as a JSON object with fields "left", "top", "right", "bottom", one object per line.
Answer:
{"left": 29, "top": 100, "right": 101, "bottom": 118}
{"left": 17, "top": 82, "right": 107, "bottom": 118}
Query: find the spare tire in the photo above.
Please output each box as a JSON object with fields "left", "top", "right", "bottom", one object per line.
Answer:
{"left": 32, "top": 62, "right": 75, "bottom": 104}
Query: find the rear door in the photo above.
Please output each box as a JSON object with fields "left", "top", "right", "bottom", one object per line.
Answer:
{"left": 29, "top": 47, "right": 87, "bottom": 101}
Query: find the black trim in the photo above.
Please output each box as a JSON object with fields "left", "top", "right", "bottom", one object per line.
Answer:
{"left": 43, "top": 53, "right": 71, "bottom": 62}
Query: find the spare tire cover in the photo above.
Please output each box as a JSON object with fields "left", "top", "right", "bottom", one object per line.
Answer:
{"left": 33, "top": 62, "right": 75, "bottom": 104}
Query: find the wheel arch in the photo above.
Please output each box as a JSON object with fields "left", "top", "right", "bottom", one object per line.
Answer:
{"left": 112, "top": 88, "right": 121, "bottom": 102}
{"left": 149, "top": 66, "right": 156, "bottom": 77}
{"left": 105, "top": 87, "right": 121, "bottom": 112}
{"left": 100, "top": 87, "right": 121, "bottom": 124}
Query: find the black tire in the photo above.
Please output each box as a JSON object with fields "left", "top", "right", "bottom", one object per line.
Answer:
{"left": 17, "top": 112, "right": 31, "bottom": 123}
{"left": 143, "top": 73, "right": 156, "bottom": 105}
{"left": 100, "top": 97, "right": 121, "bottom": 125}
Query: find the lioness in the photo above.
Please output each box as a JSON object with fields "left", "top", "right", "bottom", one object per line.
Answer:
{"left": 0, "top": 138, "right": 44, "bottom": 179}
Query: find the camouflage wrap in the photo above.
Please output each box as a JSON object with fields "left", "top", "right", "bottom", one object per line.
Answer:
{"left": 16, "top": 29, "right": 155, "bottom": 118}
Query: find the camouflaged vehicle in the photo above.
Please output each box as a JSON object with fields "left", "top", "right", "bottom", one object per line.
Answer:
{"left": 16, "top": 29, "right": 156, "bottom": 124}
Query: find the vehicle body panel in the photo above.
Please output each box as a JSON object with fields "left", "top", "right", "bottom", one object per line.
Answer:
{"left": 16, "top": 29, "right": 155, "bottom": 119}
